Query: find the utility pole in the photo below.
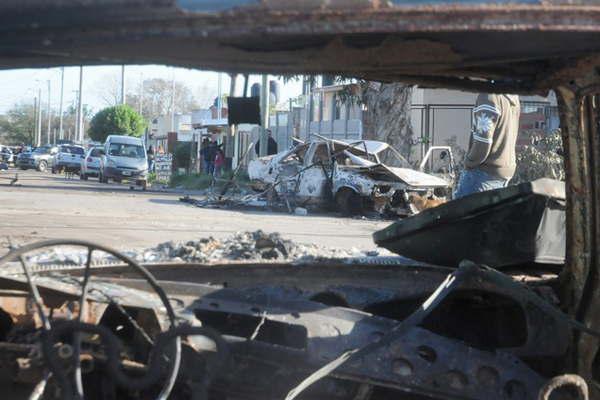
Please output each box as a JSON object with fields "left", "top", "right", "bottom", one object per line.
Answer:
{"left": 33, "top": 97, "right": 38, "bottom": 145}
{"left": 77, "top": 66, "right": 84, "bottom": 142}
{"left": 170, "top": 75, "right": 176, "bottom": 132}
{"left": 120, "top": 65, "right": 126, "bottom": 105}
{"left": 259, "top": 74, "right": 270, "bottom": 157}
{"left": 58, "top": 67, "right": 65, "bottom": 140}
{"left": 217, "top": 73, "right": 223, "bottom": 120}
{"left": 46, "top": 80, "right": 52, "bottom": 145}
{"left": 37, "top": 88, "right": 43, "bottom": 146}
{"left": 230, "top": 74, "right": 239, "bottom": 169}
{"left": 138, "top": 73, "right": 144, "bottom": 115}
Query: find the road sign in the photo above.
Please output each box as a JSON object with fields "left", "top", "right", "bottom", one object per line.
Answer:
{"left": 155, "top": 154, "right": 173, "bottom": 183}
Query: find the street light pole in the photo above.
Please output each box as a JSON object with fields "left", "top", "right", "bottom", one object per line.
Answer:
{"left": 33, "top": 97, "right": 38, "bottom": 145}
{"left": 138, "top": 73, "right": 144, "bottom": 115}
{"left": 37, "top": 88, "right": 42, "bottom": 146}
{"left": 46, "top": 80, "right": 52, "bottom": 145}
{"left": 170, "top": 74, "right": 175, "bottom": 132}
{"left": 259, "top": 74, "right": 270, "bottom": 157}
{"left": 121, "top": 65, "right": 126, "bottom": 105}
{"left": 58, "top": 67, "right": 65, "bottom": 140}
{"left": 77, "top": 66, "right": 84, "bottom": 142}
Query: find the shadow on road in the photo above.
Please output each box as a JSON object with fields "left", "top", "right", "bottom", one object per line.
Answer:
{"left": 148, "top": 198, "right": 182, "bottom": 205}
{"left": 0, "top": 181, "right": 179, "bottom": 196}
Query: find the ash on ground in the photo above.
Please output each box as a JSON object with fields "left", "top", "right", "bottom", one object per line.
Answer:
{"left": 141, "top": 230, "right": 383, "bottom": 263}
{"left": 22, "top": 231, "right": 388, "bottom": 265}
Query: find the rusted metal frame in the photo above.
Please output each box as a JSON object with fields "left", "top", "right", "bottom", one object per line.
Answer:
{"left": 556, "top": 82, "right": 600, "bottom": 394}
{"left": 572, "top": 92, "right": 600, "bottom": 393}
{"left": 556, "top": 86, "right": 594, "bottom": 314}
{"left": 9, "top": 5, "right": 600, "bottom": 37}
{"left": 355, "top": 74, "right": 537, "bottom": 95}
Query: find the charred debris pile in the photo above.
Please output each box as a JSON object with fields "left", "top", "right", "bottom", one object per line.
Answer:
{"left": 20, "top": 230, "right": 384, "bottom": 266}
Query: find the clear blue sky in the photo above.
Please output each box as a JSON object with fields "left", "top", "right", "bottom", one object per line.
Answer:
{"left": 0, "top": 65, "right": 302, "bottom": 115}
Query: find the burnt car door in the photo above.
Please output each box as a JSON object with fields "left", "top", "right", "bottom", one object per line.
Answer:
{"left": 296, "top": 141, "right": 334, "bottom": 204}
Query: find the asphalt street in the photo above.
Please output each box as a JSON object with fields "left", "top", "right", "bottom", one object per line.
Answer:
{"left": 0, "top": 169, "right": 391, "bottom": 256}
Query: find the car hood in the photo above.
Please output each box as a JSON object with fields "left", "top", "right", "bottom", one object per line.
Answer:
{"left": 355, "top": 164, "right": 450, "bottom": 188}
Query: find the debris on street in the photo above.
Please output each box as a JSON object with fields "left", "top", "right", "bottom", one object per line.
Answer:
{"left": 178, "top": 137, "right": 454, "bottom": 219}
{"left": 21, "top": 230, "right": 386, "bottom": 266}
{"left": 139, "top": 230, "right": 375, "bottom": 263}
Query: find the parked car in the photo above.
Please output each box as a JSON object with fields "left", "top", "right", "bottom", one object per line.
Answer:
{"left": 51, "top": 144, "right": 85, "bottom": 174}
{"left": 248, "top": 136, "right": 454, "bottom": 216}
{"left": 0, "top": 145, "right": 14, "bottom": 165}
{"left": 99, "top": 135, "right": 148, "bottom": 189}
{"left": 80, "top": 146, "right": 104, "bottom": 180}
{"left": 16, "top": 145, "right": 58, "bottom": 172}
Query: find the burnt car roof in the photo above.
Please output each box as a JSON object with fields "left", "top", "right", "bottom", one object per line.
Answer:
{"left": 1, "top": 1, "right": 600, "bottom": 93}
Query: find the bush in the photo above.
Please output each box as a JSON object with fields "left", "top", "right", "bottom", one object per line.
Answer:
{"left": 88, "top": 105, "right": 146, "bottom": 142}
{"left": 174, "top": 142, "right": 192, "bottom": 171}
{"left": 513, "top": 129, "right": 564, "bottom": 184}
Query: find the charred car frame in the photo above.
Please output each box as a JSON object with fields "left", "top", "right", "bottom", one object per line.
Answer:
{"left": 248, "top": 137, "right": 453, "bottom": 215}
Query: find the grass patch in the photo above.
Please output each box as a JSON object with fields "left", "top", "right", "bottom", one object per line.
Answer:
{"left": 169, "top": 170, "right": 252, "bottom": 191}
{"left": 170, "top": 173, "right": 214, "bottom": 190}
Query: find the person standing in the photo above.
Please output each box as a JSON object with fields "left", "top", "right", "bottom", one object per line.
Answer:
{"left": 206, "top": 138, "right": 218, "bottom": 176}
{"left": 255, "top": 129, "right": 278, "bottom": 156}
{"left": 454, "top": 93, "right": 520, "bottom": 198}
{"left": 147, "top": 145, "right": 155, "bottom": 172}
{"left": 200, "top": 138, "right": 210, "bottom": 174}
{"left": 214, "top": 147, "right": 225, "bottom": 178}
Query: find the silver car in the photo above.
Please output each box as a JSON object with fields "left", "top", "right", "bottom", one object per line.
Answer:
{"left": 80, "top": 147, "right": 104, "bottom": 180}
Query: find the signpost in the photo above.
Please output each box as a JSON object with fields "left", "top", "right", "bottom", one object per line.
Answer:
{"left": 155, "top": 154, "right": 173, "bottom": 183}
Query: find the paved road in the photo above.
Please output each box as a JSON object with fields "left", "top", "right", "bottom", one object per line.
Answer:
{"left": 0, "top": 169, "right": 392, "bottom": 256}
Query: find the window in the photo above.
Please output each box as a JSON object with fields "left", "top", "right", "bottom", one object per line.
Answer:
{"left": 109, "top": 143, "right": 145, "bottom": 159}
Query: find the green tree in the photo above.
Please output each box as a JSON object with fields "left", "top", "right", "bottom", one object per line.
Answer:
{"left": 0, "top": 103, "right": 36, "bottom": 145}
{"left": 88, "top": 105, "right": 146, "bottom": 142}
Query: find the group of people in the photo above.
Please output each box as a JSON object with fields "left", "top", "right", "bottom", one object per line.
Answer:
{"left": 200, "top": 138, "right": 225, "bottom": 177}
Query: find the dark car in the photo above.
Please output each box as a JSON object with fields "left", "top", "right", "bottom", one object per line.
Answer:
{"left": 0, "top": 146, "right": 13, "bottom": 164}
{"left": 16, "top": 145, "right": 57, "bottom": 172}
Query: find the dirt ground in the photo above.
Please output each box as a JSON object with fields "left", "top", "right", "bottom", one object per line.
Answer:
{"left": 0, "top": 169, "right": 391, "bottom": 256}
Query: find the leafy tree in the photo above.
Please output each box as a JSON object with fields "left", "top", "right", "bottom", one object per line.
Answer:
{"left": 287, "top": 75, "right": 417, "bottom": 164}
{"left": 0, "top": 103, "right": 36, "bottom": 145}
{"left": 88, "top": 105, "right": 146, "bottom": 142}
{"left": 95, "top": 74, "right": 200, "bottom": 120}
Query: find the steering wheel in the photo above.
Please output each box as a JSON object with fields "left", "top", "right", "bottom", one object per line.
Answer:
{"left": 0, "top": 239, "right": 221, "bottom": 400}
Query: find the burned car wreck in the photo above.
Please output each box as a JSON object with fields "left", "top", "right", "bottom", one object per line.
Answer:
{"left": 248, "top": 137, "right": 453, "bottom": 215}
{"left": 3, "top": 0, "right": 600, "bottom": 399}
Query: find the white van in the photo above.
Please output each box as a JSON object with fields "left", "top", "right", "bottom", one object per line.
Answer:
{"left": 99, "top": 135, "right": 148, "bottom": 189}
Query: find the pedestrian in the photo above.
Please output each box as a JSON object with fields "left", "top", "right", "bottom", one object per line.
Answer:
{"left": 255, "top": 129, "right": 278, "bottom": 156}
{"left": 453, "top": 93, "right": 520, "bottom": 199}
{"left": 214, "top": 147, "right": 225, "bottom": 178}
{"left": 147, "top": 145, "right": 155, "bottom": 172}
{"left": 200, "top": 138, "right": 210, "bottom": 174}
{"left": 206, "top": 138, "right": 218, "bottom": 176}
